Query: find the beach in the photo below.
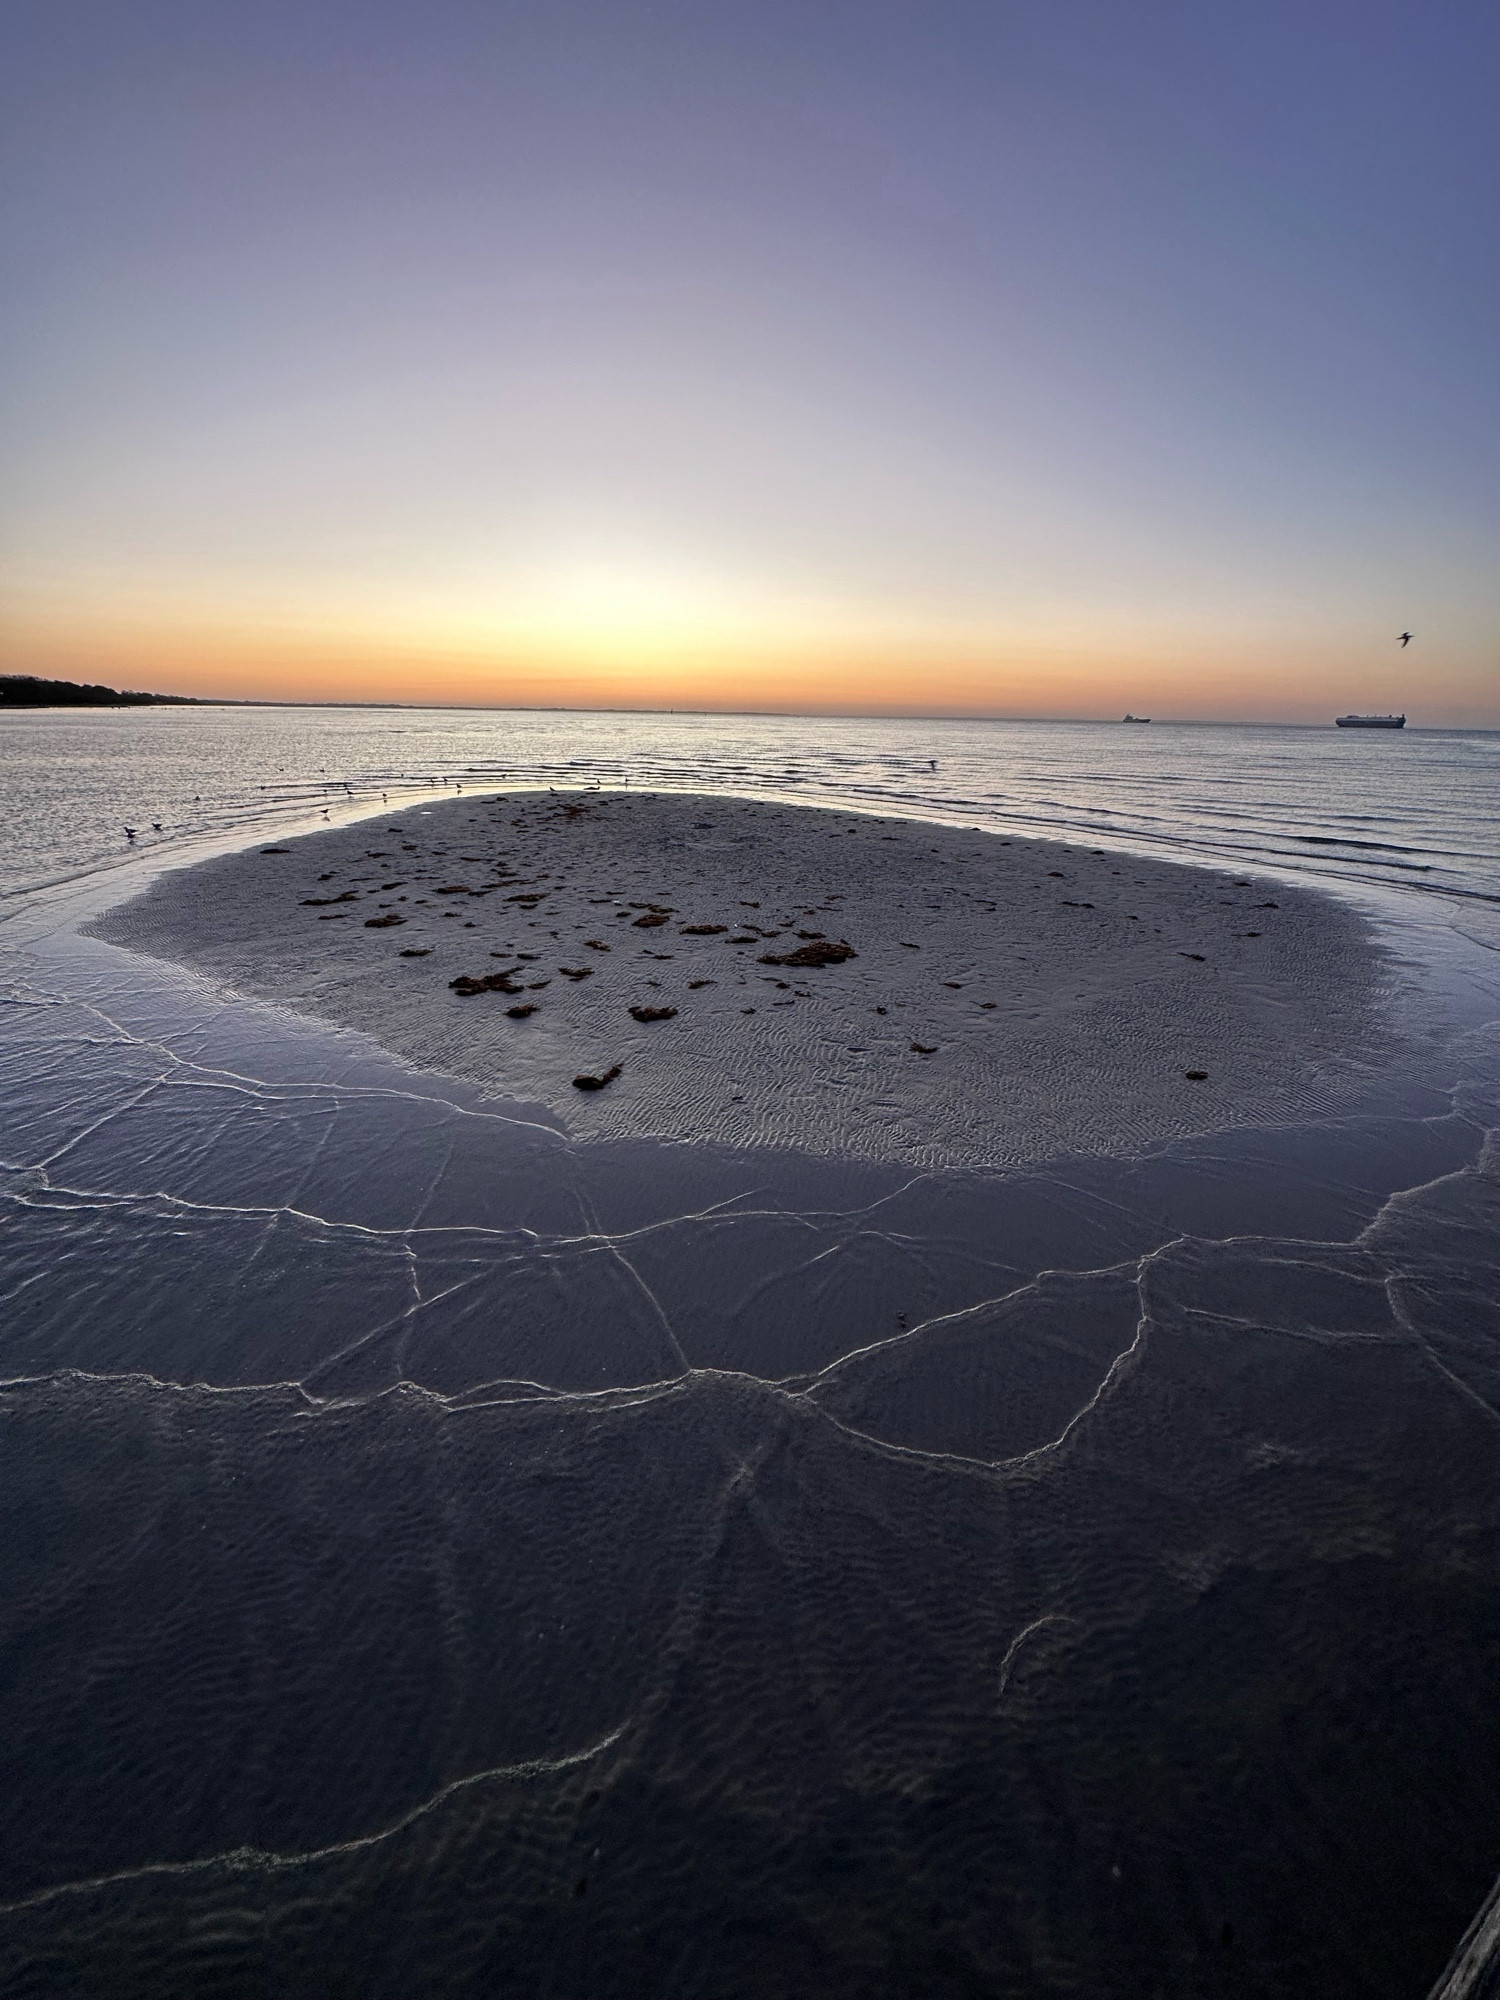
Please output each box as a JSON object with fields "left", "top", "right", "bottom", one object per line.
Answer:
{"left": 7, "top": 0, "right": 1497, "bottom": 1978}
{"left": 89, "top": 788, "right": 1392, "bottom": 1166}
{"left": 4, "top": 716, "right": 1499, "bottom": 2000}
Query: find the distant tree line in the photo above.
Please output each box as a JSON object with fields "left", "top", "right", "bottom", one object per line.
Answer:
{"left": 0, "top": 675, "right": 201, "bottom": 707}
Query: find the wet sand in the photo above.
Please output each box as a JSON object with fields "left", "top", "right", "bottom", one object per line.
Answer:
{"left": 89, "top": 789, "right": 1393, "bottom": 1165}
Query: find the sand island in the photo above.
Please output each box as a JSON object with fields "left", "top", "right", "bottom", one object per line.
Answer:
{"left": 90, "top": 791, "right": 1392, "bottom": 1167}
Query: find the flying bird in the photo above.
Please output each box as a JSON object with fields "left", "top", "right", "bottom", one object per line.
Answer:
{"left": 1398, "top": 631, "right": 1413, "bottom": 646}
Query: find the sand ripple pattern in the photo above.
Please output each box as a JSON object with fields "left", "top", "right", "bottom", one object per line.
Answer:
{"left": 86, "top": 791, "right": 1395, "bottom": 1168}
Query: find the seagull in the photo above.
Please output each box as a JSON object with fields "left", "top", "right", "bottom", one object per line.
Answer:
{"left": 1398, "top": 631, "right": 1413, "bottom": 646}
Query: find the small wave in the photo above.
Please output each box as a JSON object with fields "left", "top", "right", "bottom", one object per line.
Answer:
{"left": 1293, "top": 835, "right": 1424, "bottom": 854}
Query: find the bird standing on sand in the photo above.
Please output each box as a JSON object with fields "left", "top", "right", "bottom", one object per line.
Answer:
{"left": 1398, "top": 631, "right": 1413, "bottom": 646}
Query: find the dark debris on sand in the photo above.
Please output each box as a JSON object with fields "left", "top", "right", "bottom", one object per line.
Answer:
{"left": 450, "top": 971, "right": 522, "bottom": 997}
{"left": 132, "top": 788, "right": 1384, "bottom": 1168}
{"left": 572, "top": 1062, "right": 622, "bottom": 1090}
{"left": 758, "top": 939, "right": 857, "bottom": 968}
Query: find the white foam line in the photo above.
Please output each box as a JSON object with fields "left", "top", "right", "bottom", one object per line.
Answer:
{"left": 31, "top": 1078, "right": 172, "bottom": 1174}
{"left": 269, "top": 1089, "right": 345, "bottom": 1231}
{"left": 295, "top": 1276, "right": 478, "bottom": 1392}
{"left": 28, "top": 994, "right": 574, "bottom": 1146}
{"left": 0, "top": 1367, "right": 319, "bottom": 1402}
{"left": 795, "top": 1399, "right": 1017, "bottom": 1480}
{"left": 453, "top": 1379, "right": 687, "bottom": 1417}
{"left": 0, "top": 1724, "right": 631, "bottom": 1916}
{"left": 8, "top": 1177, "right": 959, "bottom": 1289}
{"left": 2, "top": 1181, "right": 545, "bottom": 1246}
{"left": 996, "top": 1614, "right": 1077, "bottom": 1699}
{"left": 787, "top": 1260, "right": 1138, "bottom": 1393}
{"left": 1386, "top": 1280, "right": 1500, "bottom": 1430}
{"left": 790, "top": 1278, "right": 1043, "bottom": 1390}
{"left": 0, "top": 1361, "right": 1037, "bottom": 1484}
{"left": 404, "top": 1122, "right": 458, "bottom": 1236}
{"left": 1357, "top": 1150, "right": 1498, "bottom": 1251}
{"left": 982, "top": 1266, "right": 1159, "bottom": 1478}
{"left": 0, "top": 1362, "right": 698, "bottom": 1420}
{"left": 1167, "top": 1307, "right": 1402, "bottom": 1348}
{"left": 1427, "top": 1867, "right": 1500, "bottom": 2000}
{"left": 598, "top": 1243, "right": 692, "bottom": 1377}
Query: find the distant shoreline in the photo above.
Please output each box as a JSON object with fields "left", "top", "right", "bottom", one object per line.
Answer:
{"left": 0, "top": 675, "right": 207, "bottom": 708}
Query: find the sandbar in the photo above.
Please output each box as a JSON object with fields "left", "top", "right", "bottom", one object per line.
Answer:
{"left": 88, "top": 791, "right": 1394, "bottom": 1167}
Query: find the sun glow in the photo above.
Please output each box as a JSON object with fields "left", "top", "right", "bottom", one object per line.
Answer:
{"left": 5, "top": 526, "right": 1495, "bottom": 724}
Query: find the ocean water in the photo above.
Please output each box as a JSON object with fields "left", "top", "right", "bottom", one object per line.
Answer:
{"left": 6, "top": 705, "right": 1499, "bottom": 924}
{"left": 2, "top": 706, "right": 1499, "bottom": 1998}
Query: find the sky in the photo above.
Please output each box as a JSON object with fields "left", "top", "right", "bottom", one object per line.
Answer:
{"left": 2, "top": 1, "right": 1496, "bottom": 722}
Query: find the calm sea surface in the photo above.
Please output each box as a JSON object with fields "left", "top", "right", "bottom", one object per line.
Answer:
{"left": 3, "top": 703, "right": 1500, "bottom": 1996}
{"left": 4, "top": 707, "right": 1497, "bottom": 937}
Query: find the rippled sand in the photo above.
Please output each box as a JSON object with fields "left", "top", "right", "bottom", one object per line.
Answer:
{"left": 88, "top": 789, "right": 1393, "bottom": 1164}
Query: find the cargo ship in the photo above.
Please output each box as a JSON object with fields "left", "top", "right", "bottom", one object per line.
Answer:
{"left": 1334, "top": 713, "right": 1405, "bottom": 729}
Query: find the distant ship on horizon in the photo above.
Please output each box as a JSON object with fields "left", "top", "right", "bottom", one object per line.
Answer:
{"left": 1334, "top": 713, "right": 1406, "bottom": 729}
{"left": 1121, "top": 713, "right": 1151, "bottom": 723}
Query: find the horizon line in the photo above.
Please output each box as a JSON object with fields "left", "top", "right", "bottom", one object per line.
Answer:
{"left": 7, "top": 695, "right": 1476, "bottom": 730}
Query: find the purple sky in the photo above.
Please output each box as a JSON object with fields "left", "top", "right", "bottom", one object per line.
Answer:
{"left": 2, "top": 1, "right": 1496, "bottom": 717}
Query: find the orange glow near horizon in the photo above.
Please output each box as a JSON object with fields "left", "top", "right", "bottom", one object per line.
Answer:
{"left": 3, "top": 590, "right": 1490, "bottom": 726}
{"left": 6, "top": 9, "right": 1496, "bottom": 736}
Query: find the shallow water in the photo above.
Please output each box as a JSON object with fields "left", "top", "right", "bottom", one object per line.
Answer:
{"left": 5, "top": 706, "right": 1499, "bottom": 926}
{"left": 1, "top": 709, "right": 1498, "bottom": 1997}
